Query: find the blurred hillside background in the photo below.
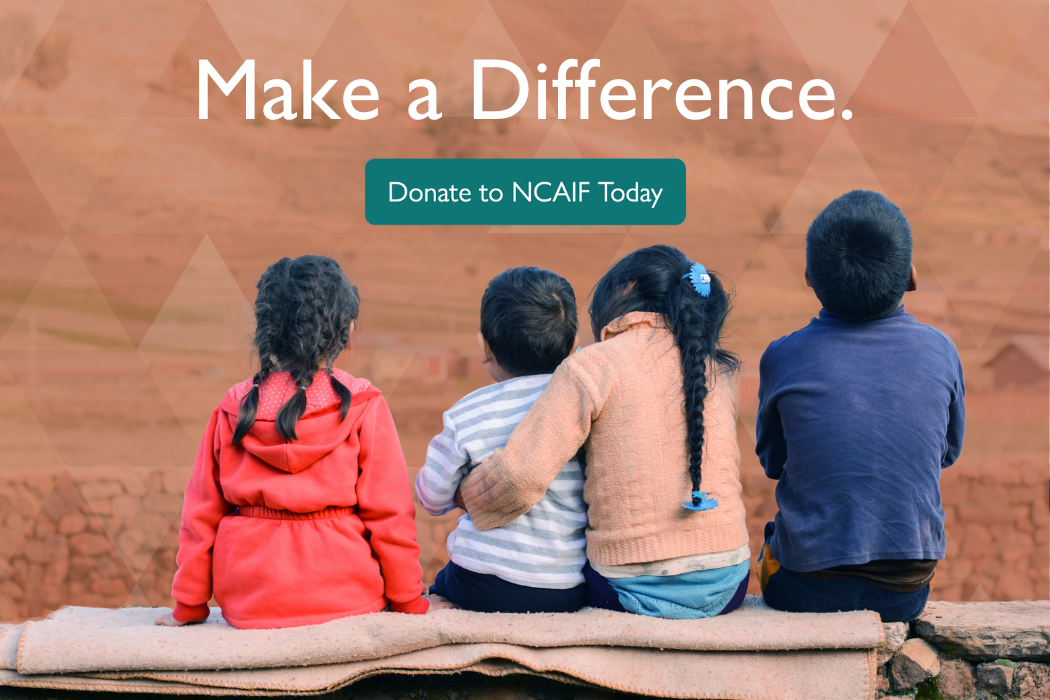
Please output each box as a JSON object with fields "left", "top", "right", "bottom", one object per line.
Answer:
{"left": 0, "top": 0, "right": 1045, "bottom": 620}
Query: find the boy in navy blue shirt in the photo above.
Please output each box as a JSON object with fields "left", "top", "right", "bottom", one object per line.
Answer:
{"left": 755, "top": 190, "right": 964, "bottom": 622}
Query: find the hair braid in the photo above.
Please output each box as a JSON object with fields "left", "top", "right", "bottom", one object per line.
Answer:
{"left": 234, "top": 256, "right": 360, "bottom": 443}
{"left": 668, "top": 280, "right": 716, "bottom": 504}
{"left": 589, "top": 245, "right": 738, "bottom": 508}
{"left": 327, "top": 367, "right": 353, "bottom": 422}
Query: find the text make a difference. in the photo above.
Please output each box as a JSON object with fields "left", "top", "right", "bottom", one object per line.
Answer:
{"left": 388, "top": 181, "right": 664, "bottom": 209}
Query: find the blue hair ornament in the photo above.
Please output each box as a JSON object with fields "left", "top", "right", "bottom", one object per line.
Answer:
{"left": 683, "top": 491, "right": 719, "bottom": 512}
{"left": 682, "top": 263, "right": 711, "bottom": 297}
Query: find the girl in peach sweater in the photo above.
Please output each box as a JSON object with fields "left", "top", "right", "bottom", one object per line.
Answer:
{"left": 461, "top": 245, "right": 750, "bottom": 619}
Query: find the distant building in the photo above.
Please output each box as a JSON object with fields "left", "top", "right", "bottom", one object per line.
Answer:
{"left": 985, "top": 335, "right": 1049, "bottom": 390}
{"left": 370, "top": 345, "right": 484, "bottom": 384}
{"left": 416, "top": 347, "right": 452, "bottom": 383}
{"left": 373, "top": 346, "right": 455, "bottom": 384}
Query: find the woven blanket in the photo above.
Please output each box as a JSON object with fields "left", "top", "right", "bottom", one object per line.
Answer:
{"left": 0, "top": 597, "right": 885, "bottom": 700}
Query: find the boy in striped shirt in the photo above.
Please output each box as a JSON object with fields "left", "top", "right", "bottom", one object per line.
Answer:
{"left": 415, "top": 267, "right": 587, "bottom": 613}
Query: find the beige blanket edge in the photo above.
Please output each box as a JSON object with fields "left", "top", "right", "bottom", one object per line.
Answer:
{"left": 12, "top": 596, "right": 885, "bottom": 675}
{"left": 1, "top": 643, "right": 880, "bottom": 700}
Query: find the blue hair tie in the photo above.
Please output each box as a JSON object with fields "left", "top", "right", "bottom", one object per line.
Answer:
{"left": 682, "top": 490, "right": 719, "bottom": 512}
{"left": 682, "top": 263, "right": 711, "bottom": 297}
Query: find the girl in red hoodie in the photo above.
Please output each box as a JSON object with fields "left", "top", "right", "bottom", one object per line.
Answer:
{"left": 156, "top": 256, "right": 428, "bottom": 629}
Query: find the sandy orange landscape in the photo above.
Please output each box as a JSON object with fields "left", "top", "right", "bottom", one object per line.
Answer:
{"left": 0, "top": 0, "right": 1045, "bottom": 619}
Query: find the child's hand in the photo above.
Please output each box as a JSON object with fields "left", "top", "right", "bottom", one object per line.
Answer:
{"left": 155, "top": 613, "right": 189, "bottom": 627}
{"left": 425, "top": 594, "right": 458, "bottom": 612}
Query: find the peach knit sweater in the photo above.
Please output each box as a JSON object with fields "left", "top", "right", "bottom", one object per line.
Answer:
{"left": 461, "top": 312, "right": 749, "bottom": 567}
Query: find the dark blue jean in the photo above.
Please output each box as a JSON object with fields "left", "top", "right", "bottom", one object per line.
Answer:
{"left": 431, "top": 560, "right": 587, "bottom": 613}
{"left": 760, "top": 522, "right": 930, "bottom": 623}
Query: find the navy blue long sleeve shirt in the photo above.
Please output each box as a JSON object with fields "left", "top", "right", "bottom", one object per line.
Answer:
{"left": 756, "top": 306, "right": 965, "bottom": 571}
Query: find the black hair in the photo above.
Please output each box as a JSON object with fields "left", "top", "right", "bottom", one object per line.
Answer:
{"left": 806, "top": 190, "right": 913, "bottom": 322}
{"left": 589, "top": 245, "right": 738, "bottom": 507}
{"left": 233, "top": 255, "right": 360, "bottom": 443}
{"left": 479, "top": 267, "right": 578, "bottom": 376}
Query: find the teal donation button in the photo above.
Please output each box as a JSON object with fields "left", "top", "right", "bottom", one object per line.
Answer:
{"left": 365, "top": 158, "right": 685, "bottom": 225}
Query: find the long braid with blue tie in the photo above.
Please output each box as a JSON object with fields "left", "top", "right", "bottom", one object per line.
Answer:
{"left": 679, "top": 262, "right": 719, "bottom": 512}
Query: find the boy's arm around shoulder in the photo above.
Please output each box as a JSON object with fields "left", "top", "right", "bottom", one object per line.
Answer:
{"left": 356, "top": 395, "right": 428, "bottom": 614}
{"left": 461, "top": 349, "right": 611, "bottom": 530}
{"left": 170, "top": 404, "right": 235, "bottom": 624}
{"left": 755, "top": 339, "right": 788, "bottom": 480}
{"left": 415, "top": 409, "right": 471, "bottom": 516}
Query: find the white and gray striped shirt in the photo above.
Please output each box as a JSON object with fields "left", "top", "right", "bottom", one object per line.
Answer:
{"left": 415, "top": 375, "right": 587, "bottom": 589}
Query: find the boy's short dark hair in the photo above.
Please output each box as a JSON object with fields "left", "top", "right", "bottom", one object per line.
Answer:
{"left": 480, "top": 267, "right": 577, "bottom": 376}
{"left": 806, "top": 190, "right": 913, "bottom": 322}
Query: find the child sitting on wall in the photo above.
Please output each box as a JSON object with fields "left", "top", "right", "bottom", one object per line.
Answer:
{"left": 460, "top": 246, "right": 751, "bottom": 619}
{"left": 158, "top": 256, "right": 428, "bottom": 629}
{"left": 415, "top": 267, "right": 588, "bottom": 613}
{"left": 755, "top": 190, "right": 965, "bottom": 622}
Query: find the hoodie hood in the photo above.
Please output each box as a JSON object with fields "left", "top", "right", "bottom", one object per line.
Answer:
{"left": 220, "top": 369, "right": 381, "bottom": 474}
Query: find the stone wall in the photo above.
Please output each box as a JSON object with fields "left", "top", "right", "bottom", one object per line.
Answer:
{"left": 0, "top": 468, "right": 186, "bottom": 620}
{"left": 0, "top": 454, "right": 1046, "bottom": 621}
{"left": 938, "top": 457, "right": 1050, "bottom": 601}
{"left": 738, "top": 456, "right": 1050, "bottom": 602}
{"left": 876, "top": 601, "right": 1049, "bottom": 699}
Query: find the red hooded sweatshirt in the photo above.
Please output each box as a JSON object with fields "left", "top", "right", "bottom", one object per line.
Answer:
{"left": 171, "top": 368, "right": 427, "bottom": 629}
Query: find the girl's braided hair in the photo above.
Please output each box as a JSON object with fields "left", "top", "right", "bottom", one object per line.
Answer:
{"left": 588, "top": 245, "right": 738, "bottom": 506}
{"left": 233, "top": 255, "right": 360, "bottom": 443}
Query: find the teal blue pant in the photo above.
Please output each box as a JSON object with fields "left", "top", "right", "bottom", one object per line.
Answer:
{"left": 584, "top": 561, "right": 750, "bottom": 619}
